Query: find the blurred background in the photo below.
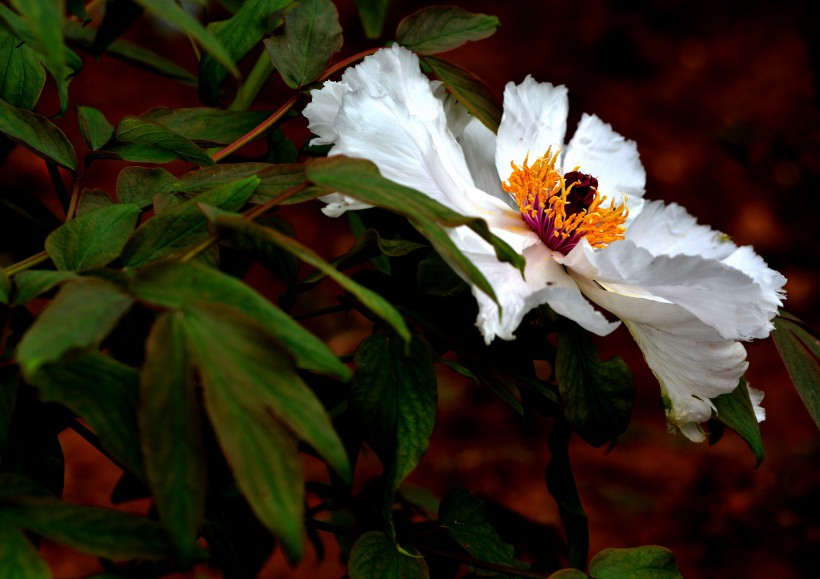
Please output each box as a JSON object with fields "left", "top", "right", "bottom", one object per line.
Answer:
{"left": 10, "top": 0, "right": 817, "bottom": 577}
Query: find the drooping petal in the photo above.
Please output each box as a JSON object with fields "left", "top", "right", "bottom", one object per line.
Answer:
{"left": 563, "top": 201, "right": 784, "bottom": 341}
{"left": 562, "top": 114, "right": 646, "bottom": 205}
{"left": 495, "top": 78, "right": 568, "bottom": 181}
{"left": 304, "top": 45, "right": 510, "bottom": 218}
{"left": 748, "top": 385, "right": 766, "bottom": 422}
{"left": 464, "top": 240, "right": 619, "bottom": 343}
{"left": 575, "top": 278, "right": 750, "bottom": 441}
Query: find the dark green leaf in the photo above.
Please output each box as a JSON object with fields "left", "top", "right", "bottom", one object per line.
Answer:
{"left": 16, "top": 279, "right": 133, "bottom": 379}
{"left": 2, "top": 497, "right": 173, "bottom": 561}
{"left": 306, "top": 156, "right": 525, "bottom": 300}
{"left": 0, "top": 98, "right": 76, "bottom": 171}
{"left": 120, "top": 176, "right": 258, "bottom": 268}
{"left": 712, "top": 379, "right": 764, "bottom": 465}
{"left": 182, "top": 303, "right": 351, "bottom": 483}
{"left": 556, "top": 323, "right": 634, "bottom": 447}
{"left": 133, "top": 0, "right": 239, "bottom": 78}
{"left": 116, "top": 166, "right": 176, "bottom": 208}
{"left": 0, "top": 28, "right": 45, "bottom": 110}
{"left": 45, "top": 204, "right": 141, "bottom": 271}
{"left": 265, "top": 0, "right": 342, "bottom": 89}
{"left": 175, "top": 162, "right": 308, "bottom": 204}
{"left": 198, "top": 0, "right": 291, "bottom": 105}
{"left": 76, "top": 188, "right": 114, "bottom": 215}
{"left": 77, "top": 105, "right": 114, "bottom": 150}
{"left": 396, "top": 6, "right": 499, "bottom": 54}
{"left": 64, "top": 19, "right": 197, "bottom": 86}
{"left": 131, "top": 261, "right": 350, "bottom": 380}
{"left": 0, "top": 473, "right": 53, "bottom": 498}
{"left": 0, "top": 520, "right": 50, "bottom": 579}
{"left": 214, "top": 215, "right": 411, "bottom": 342}
{"left": 353, "top": 0, "right": 388, "bottom": 38}
{"left": 11, "top": 270, "right": 80, "bottom": 305}
{"left": 142, "top": 107, "right": 271, "bottom": 146}
{"left": 421, "top": 55, "right": 502, "bottom": 133}
{"left": 438, "top": 486, "right": 515, "bottom": 568}
{"left": 0, "top": 368, "right": 18, "bottom": 451}
{"left": 352, "top": 333, "right": 436, "bottom": 526}
{"left": 66, "top": 0, "right": 91, "bottom": 23}
{"left": 9, "top": 0, "right": 70, "bottom": 113}
{"left": 773, "top": 314, "right": 820, "bottom": 430}
{"left": 89, "top": 0, "right": 143, "bottom": 53}
{"left": 588, "top": 546, "right": 683, "bottom": 579}
{"left": 348, "top": 531, "right": 429, "bottom": 579}
{"left": 27, "top": 353, "right": 144, "bottom": 478}
{"left": 549, "top": 570, "right": 588, "bottom": 578}
{"left": 108, "top": 117, "right": 215, "bottom": 166}
{"left": 140, "top": 312, "right": 205, "bottom": 564}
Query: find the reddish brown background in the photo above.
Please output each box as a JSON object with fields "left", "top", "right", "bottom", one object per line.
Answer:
{"left": 13, "top": 0, "right": 818, "bottom": 577}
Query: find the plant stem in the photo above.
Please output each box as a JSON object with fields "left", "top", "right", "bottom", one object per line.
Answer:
{"left": 45, "top": 161, "right": 70, "bottom": 216}
{"left": 229, "top": 51, "right": 274, "bottom": 112}
{"left": 4, "top": 252, "right": 49, "bottom": 277}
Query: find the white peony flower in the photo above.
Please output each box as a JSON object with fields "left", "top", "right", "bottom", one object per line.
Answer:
{"left": 303, "top": 45, "right": 786, "bottom": 441}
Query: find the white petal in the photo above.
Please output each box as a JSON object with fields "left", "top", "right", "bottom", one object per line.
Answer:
{"left": 495, "top": 78, "right": 568, "bottom": 181}
{"left": 747, "top": 385, "right": 766, "bottom": 422}
{"left": 577, "top": 280, "right": 749, "bottom": 441}
{"left": 459, "top": 117, "right": 513, "bottom": 209}
{"left": 304, "top": 80, "right": 348, "bottom": 146}
{"left": 563, "top": 114, "right": 646, "bottom": 202}
{"left": 564, "top": 219, "right": 781, "bottom": 341}
{"left": 305, "top": 45, "right": 509, "bottom": 218}
{"left": 466, "top": 241, "right": 619, "bottom": 344}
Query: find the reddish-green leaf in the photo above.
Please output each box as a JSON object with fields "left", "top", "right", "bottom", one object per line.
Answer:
{"left": 396, "top": 6, "right": 499, "bottom": 54}
{"left": 107, "top": 117, "right": 215, "bottom": 166}
{"left": 348, "top": 531, "right": 429, "bottom": 579}
{"left": 589, "top": 546, "right": 683, "bottom": 578}
{"left": 421, "top": 55, "right": 502, "bottom": 133}
{"left": 773, "top": 313, "right": 820, "bottom": 430}
{"left": 0, "top": 98, "right": 76, "bottom": 171}
{"left": 77, "top": 106, "right": 114, "bottom": 150}
{"left": 140, "top": 312, "right": 205, "bottom": 564}
{"left": 16, "top": 279, "right": 134, "bottom": 379}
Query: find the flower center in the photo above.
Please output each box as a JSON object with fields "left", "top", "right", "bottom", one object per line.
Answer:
{"left": 502, "top": 148, "right": 628, "bottom": 254}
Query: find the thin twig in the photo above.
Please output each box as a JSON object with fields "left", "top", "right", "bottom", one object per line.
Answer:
{"left": 3, "top": 252, "right": 50, "bottom": 277}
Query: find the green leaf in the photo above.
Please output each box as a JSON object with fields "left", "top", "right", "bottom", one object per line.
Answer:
{"left": 45, "top": 204, "right": 141, "bottom": 271}
{"left": 120, "top": 176, "right": 258, "bottom": 268}
{"left": 438, "top": 486, "right": 515, "bottom": 568}
{"left": 65, "top": 0, "right": 91, "bottom": 23}
{"left": 588, "top": 546, "right": 683, "bottom": 579}
{"left": 0, "top": 98, "right": 76, "bottom": 171}
{"left": 76, "top": 188, "right": 114, "bottom": 216}
{"left": 214, "top": 214, "right": 411, "bottom": 343}
{"left": 11, "top": 270, "right": 80, "bottom": 305}
{"left": 556, "top": 323, "right": 634, "bottom": 447}
{"left": 133, "top": 0, "right": 239, "bottom": 78}
{"left": 64, "top": 19, "right": 197, "bottom": 86}
{"left": 264, "top": 0, "right": 342, "bottom": 89}
{"left": 182, "top": 303, "right": 351, "bottom": 482}
{"left": 198, "top": 0, "right": 291, "bottom": 105}
{"left": 174, "top": 162, "right": 308, "bottom": 204}
{"left": 116, "top": 166, "right": 177, "bottom": 208}
{"left": 77, "top": 105, "right": 114, "bottom": 150}
{"left": 396, "top": 6, "right": 499, "bottom": 55}
{"left": 131, "top": 261, "right": 350, "bottom": 380}
{"left": 306, "top": 156, "right": 525, "bottom": 301}
{"left": 0, "top": 520, "right": 50, "bottom": 579}
{"left": 0, "top": 28, "right": 46, "bottom": 110}
{"left": 353, "top": 0, "right": 388, "bottom": 38}
{"left": 352, "top": 333, "right": 436, "bottom": 528}
{"left": 772, "top": 314, "right": 820, "bottom": 430}
{"left": 180, "top": 303, "right": 351, "bottom": 559}
{"left": 140, "top": 312, "right": 205, "bottom": 564}
{"left": 142, "top": 107, "right": 271, "bottom": 146}
{"left": 421, "top": 55, "right": 502, "bottom": 133}
{"left": 107, "top": 117, "right": 215, "bottom": 166}
{"left": 712, "top": 379, "right": 764, "bottom": 465}
{"left": 348, "top": 531, "right": 429, "bottom": 579}
{"left": 27, "top": 353, "right": 144, "bottom": 478}
{"left": 15, "top": 279, "right": 134, "bottom": 379}
{"left": 9, "top": 0, "right": 70, "bottom": 113}
{"left": 549, "top": 570, "right": 589, "bottom": 578}
{"left": 1, "top": 497, "right": 173, "bottom": 561}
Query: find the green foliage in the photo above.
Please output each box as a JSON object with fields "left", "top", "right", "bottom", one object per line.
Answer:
{"left": 0, "top": 1, "right": 808, "bottom": 576}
